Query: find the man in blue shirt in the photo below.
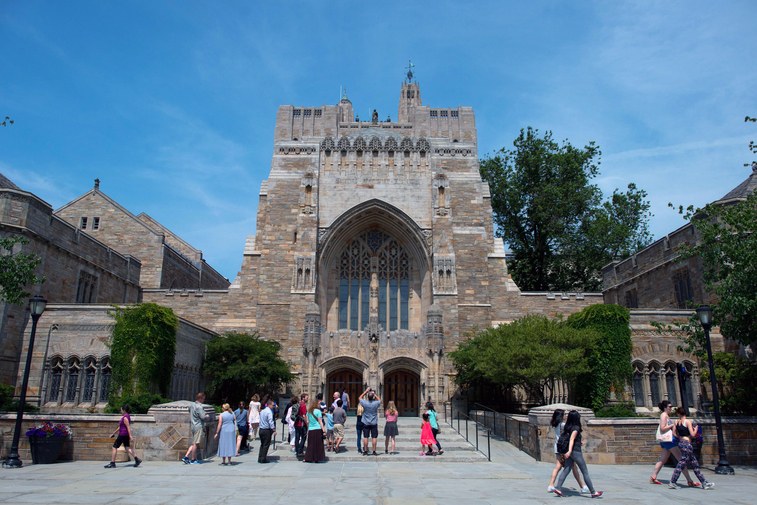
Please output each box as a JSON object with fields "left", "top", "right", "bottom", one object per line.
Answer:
{"left": 258, "top": 399, "right": 276, "bottom": 463}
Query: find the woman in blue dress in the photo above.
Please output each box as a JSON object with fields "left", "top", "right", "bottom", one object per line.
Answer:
{"left": 214, "top": 403, "right": 237, "bottom": 465}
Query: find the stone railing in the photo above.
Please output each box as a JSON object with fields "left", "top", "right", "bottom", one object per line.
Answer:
{"left": 0, "top": 401, "right": 217, "bottom": 463}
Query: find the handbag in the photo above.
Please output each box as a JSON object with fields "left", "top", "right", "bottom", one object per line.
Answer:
{"left": 655, "top": 425, "right": 673, "bottom": 443}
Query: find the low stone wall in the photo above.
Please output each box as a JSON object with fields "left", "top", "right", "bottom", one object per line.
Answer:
{"left": 0, "top": 401, "right": 217, "bottom": 464}
{"left": 472, "top": 403, "right": 757, "bottom": 466}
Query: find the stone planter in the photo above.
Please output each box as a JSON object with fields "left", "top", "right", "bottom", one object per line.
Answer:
{"left": 29, "top": 437, "right": 65, "bottom": 464}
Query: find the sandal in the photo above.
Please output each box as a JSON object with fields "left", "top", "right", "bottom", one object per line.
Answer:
{"left": 687, "top": 482, "right": 702, "bottom": 488}
{"left": 650, "top": 477, "right": 663, "bottom": 485}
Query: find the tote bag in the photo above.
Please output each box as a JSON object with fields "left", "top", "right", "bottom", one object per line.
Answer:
{"left": 655, "top": 424, "right": 673, "bottom": 443}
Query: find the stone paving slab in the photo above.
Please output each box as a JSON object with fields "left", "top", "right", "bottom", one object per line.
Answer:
{"left": 1, "top": 425, "right": 755, "bottom": 505}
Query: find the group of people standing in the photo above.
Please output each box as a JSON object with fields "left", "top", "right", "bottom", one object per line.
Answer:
{"left": 174, "top": 389, "right": 448, "bottom": 467}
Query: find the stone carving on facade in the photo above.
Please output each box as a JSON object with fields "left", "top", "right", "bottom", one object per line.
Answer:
{"left": 291, "top": 254, "right": 316, "bottom": 293}
{"left": 433, "top": 174, "right": 450, "bottom": 217}
{"left": 432, "top": 255, "right": 457, "bottom": 294}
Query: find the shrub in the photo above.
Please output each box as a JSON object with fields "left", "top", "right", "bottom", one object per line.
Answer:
{"left": 595, "top": 402, "right": 638, "bottom": 418}
{"left": 106, "top": 392, "right": 170, "bottom": 414}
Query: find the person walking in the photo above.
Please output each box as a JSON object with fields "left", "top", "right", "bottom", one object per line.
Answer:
{"left": 552, "top": 410, "right": 603, "bottom": 498}
{"left": 285, "top": 397, "right": 299, "bottom": 451}
{"left": 104, "top": 404, "right": 142, "bottom": 468}
{"left": 258, "top": 399, "right": 276, "bottom": 463}
{"left": 304, "top": 398, "right": 327, "bottom": 463}
{"left": 547, "top": 409, "right": 587, "bottom": 494}
{"left": 294, "top": 393, "right": 309, "bottom": 457}
{"left": 359, "top": 388, "right": 381, "bottom": 456}
{"left": 248, "top": 394, "right": 261, "bottom": 446}
{"left": 356, "top": 401, "right": 364, "bottom": 453}
{"left": 214, "top": 403, "right": 236, "bottom": 466}
{"left": 384, "top": 401, "right": 399, "bottom": 454}
{"left": 182, "top": 392, "right": 209, "bottom": 464}
{"left": 234, "top": 401, "right": 249, "bottom": 455}
{"left": 425, "top": 402, "right": 443, "bottom": 455}
{"left": 419, "top": 413, "right": 438, "bottom": 456}
{"left": 650, "top": 400, "right": 696, "bottom": 486}
{"left": 341, "top": 387, "right": 350, "bottom": 412}
{"left": 332, "top": 399, "right": 347, "bottom": 453}
{"left": 669, "top": 407, "right": 715, "bottom": 490}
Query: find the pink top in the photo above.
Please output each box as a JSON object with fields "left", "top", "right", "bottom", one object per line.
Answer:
{"left": 420, "top": 420, "right": 436, "bottom": 445}
{"left": 385, "top": 411, "right": 398, "bottom": 422}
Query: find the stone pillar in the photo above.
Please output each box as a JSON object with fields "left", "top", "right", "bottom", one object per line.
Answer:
{"left": 303, "top": 303, "right": 321, "bottom": 398}
{"left": 426, "top": 304, "right": 444, "bottom": 402}
{"left": 145, "top": 401, "right": 217, "bottom": 462}
{"left": 528, "top": 403, "right": 595, "bottom": 462}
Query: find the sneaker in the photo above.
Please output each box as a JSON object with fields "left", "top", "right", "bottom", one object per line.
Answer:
{"left": 104, "top": 462, "right": 116, "bottom": 468}
{"left": 189, "top": 460, "right": 201, "bottom": 465}
{"left": 438, "top": 450, "right": 444, "bottom": 455}
{"left": 547, "top": 486, "right": 556, "bottom": 493}
{"left": 591, "top": 491, "right": 603, "bottom": 498}
{"left": 372, "top": 451, "right": 377, "bottom": 456}
{"left": 668, "top": 482, "right": 679, "bottom": 490}
{"left": 181, "top": 456, "right": 190, "bottom": 464}
{"left": 134, "top": 457, "right": 142, "bottom": 468}
{"left": 581, "top": 486, "right": 590, "bottom": 494}
{"left": 704, "top": 482, "right": 715, "bottom": 490}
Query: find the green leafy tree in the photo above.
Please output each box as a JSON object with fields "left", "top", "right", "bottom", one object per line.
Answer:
{"left": 0, "top": 235, "right": 44, "bottom": 304}
{"left": 567, "top": 304, "right": 633, "bottom": 411}
{"left": 203, "top": 332, "right": 293, "bottom": 404}
{"left": 109, "top": 303, "right": 178, "bottom": 403}
{"left": 701, "top": 352, "right": 757, "bottom": 416}
{"left": 450, "top": 315, "right": 596, "bottom": 405}
{"left": 480, "top": 127, "right": 652, "bottom": 291}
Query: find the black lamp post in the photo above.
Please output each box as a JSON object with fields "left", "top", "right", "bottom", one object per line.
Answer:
{"left": 3, "top": 295, "right": 47, "bottom": 469}
{"left": 696, "top": 305, "right": 735, "bottom": 475}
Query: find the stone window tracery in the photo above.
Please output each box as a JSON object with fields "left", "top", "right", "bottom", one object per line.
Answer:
{"left": 82, "top": 357, "right": 97, "bottom": 403}
{"left": 65, "top": 357, "right": 81, "bottom": 402}
{"left": 338, "top": 230, "right": 410, "bottom": 331}
{"left": 47, "top": 356, "right": 64, "bottom": 403}
{"left": 99, "top": 359, "right": 111, "bottom": 403}
{"left": 631, "top": 359, "right": 698, "bottom": 410}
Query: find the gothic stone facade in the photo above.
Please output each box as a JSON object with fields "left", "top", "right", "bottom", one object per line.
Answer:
{"left": 0, "top": 177, "right": 141, "bottom": 384}
{"left": 143, "top": 80, "right": 601, "bottom": 415}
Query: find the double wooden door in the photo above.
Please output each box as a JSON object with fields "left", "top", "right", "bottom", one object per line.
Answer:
{"left": 383, "top": 370, "right": 419, "bottom": 416}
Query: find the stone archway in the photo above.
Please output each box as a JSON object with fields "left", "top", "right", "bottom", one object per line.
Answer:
{"left": 326, "top": 369, "right": 363, "bottom": 413}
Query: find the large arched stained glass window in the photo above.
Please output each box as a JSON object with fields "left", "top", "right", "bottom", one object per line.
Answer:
{"left": 338, "top": 230, "right": 410, "bottom": 331}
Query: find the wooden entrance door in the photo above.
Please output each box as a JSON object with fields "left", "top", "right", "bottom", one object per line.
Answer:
{"left": 383, "top": 370, "right": 419, "bottom": 416}
{"left": 326, "top": 369, "right": 363, "bottom": 414}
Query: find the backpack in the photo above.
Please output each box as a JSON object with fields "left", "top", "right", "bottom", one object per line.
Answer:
{"left": 556, "top": 429, "right": 572, "bottom": 454}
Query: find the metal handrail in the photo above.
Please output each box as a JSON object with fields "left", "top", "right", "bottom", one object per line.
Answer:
{"left": 472, "top": 402, "right": 499, "bottom": 438}
{"left": 443, "top": 403, "right": 491, "bottom": 461}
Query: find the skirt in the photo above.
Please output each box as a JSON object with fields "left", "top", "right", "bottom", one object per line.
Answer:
{"left": 384, "top": 421, "right": 399, "bottom": 437}
{"left": 304, "top": 429, "right": 326, "bottom": 462}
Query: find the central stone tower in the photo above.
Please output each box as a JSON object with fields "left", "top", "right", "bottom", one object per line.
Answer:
{"left": 219, "top": 74, "right": 519, "bottom": 415}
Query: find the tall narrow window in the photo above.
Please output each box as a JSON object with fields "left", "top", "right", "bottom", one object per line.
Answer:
{"left": 673, "top": 268, "right": 693, "bottom": 308}
{"left": 99, "top": 359, "right": 111, "bottom": 402}
{"left": 92, "top": 217, "right": 100, "bottom": 230}
{"left": 665, "top": 366, "right": 678, "bottom": 406}
{"left": 649, "top": 366, "right": 660, "bottom": 406}
{"left": 82, "top": 358, "right": 97, "bottom": 403}
{"left": 79, "top": 217, "right": 88, "bottom": 229}
{"left": 48, "top": 357, "right": 64, "bottom": 403}
{"left": 76, "top": 271, "right": 98, "bottom": 303}
{"left": 632, "top": 368, "right": 645, "bottom": 407}
{"left": 66, "top": 358, "right": 81, "bottom": 402}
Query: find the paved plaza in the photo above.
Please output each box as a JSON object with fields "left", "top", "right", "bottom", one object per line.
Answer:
{"left": 1, "top": 417, "right": 754, "bottom": 505}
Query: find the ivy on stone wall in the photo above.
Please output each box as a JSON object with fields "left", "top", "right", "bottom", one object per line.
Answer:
{"left": 108, "top": 303, "right": 178, "bottom": 402}
{"left": 567, "top": 304, "right": 632, "bottom": 411}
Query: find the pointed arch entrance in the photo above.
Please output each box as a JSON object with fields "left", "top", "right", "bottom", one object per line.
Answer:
{"left": 326, "top": 369, "right": 362, "bottom": 414}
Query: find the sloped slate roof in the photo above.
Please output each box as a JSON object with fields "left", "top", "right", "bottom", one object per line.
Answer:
{"left": 715, "top": 164, "right": 757, "bottom": 203}
{"left": 0, "top": 172, "right": 21, "bottom": 190}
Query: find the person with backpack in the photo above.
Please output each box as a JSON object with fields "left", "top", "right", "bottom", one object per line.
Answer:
{"left": 547, "top": 409, "right": 588, "bottom": 494}
{"left": 552, "top": 410, "right": 603, "bottom": 498}
{"left": 285, "top": 397, "right": 299, "bottom": 451}
{"left": 294, "top": 393, "right": 309, "bottom": 457}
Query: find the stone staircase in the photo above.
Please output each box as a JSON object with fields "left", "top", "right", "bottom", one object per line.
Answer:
{"left": 261, "top": 416, "right": 489, "bottom": 462}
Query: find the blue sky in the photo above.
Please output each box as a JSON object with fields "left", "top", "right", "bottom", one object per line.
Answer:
{"left": 1, "top": 1, "right": 755, "bottom": 281}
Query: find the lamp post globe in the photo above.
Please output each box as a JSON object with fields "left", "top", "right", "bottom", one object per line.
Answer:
{"left": 696, "top": 305, "right": 735, "bottom": 475}
{"left": 3, "top": 295, "right": 47, "bottom": 469}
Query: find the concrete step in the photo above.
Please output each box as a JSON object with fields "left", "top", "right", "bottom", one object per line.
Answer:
{"left": 249, "top": 417, "right": 490, "bottom": 462}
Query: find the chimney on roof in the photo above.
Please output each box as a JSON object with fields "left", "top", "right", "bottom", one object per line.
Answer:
{"left": 94, "top": 178, "right": 100, "bottom": 190}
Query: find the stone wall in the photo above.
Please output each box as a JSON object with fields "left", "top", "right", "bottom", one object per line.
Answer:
{"left": 471, "top": 404, "right": 757, "bottom": 466}
{"left": 0, "top": 402, "right": 217, "bottom": 463}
